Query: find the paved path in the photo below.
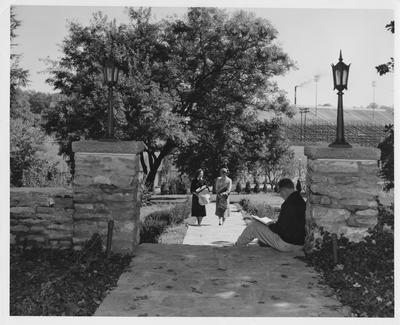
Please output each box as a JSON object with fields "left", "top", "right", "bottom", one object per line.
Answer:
{"left": 96, "top": 244, "right": 350, "bottom": 316}
{"left": 183, "top": 203, "right": 247, "bottom": 246}
{"left": 95, "top": 203, "right": 350, "bottom": 317}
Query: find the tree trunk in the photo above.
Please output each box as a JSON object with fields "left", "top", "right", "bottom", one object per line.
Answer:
{"left": 144, "top": 141, "right": 175, "bottom": 189}
{"left": 145, "top": 158, "right": 163, "bottom": 190}
{"left": 140, "top": 152, "right": 148, "bottom": 175}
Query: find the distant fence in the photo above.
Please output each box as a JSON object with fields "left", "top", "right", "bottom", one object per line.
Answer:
{"left": 284, "top": 122, "right": 388, "bottom": 147}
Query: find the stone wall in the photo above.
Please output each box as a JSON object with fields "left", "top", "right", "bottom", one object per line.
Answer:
{"left": 10, "top": 187, "right": 74, "bottom": 249}
{"left": 304, "top": 146, "right": 389, "bottom": 245}
{"left": 72, "top": 140, "right": 145, "bottom": 253}
{"left": 10, "top": 141, "right": 145, "bottom": 253}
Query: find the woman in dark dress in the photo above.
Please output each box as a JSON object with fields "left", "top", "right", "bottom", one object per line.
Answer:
{"left": 190, "top": 169, "right": 207, "bottom": 226}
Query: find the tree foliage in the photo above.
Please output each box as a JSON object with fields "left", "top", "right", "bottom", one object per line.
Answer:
{"left": 241, "top": 118, "right": 294, "bottom": 188}
{"left": 10, "top": 119, "right": 46, "bottom": 187}
{"left": 378, "top": 124, "right": 394, "bottom": 191}
{"left": 375, "top": 21, "right": 394, "bottom": 192}
{"left": 375, "top": 21, "right": 394, "bottom": 76}
{"left": 45, "top": 7, "right": 294, "bottom": 187}
{"left": 10, "top": 7, "right": 29, "bottom": 104}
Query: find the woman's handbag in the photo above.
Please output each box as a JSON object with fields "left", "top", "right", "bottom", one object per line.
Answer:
{"left": 196, "top": 186, "right": 210, "bottom": 206}
{"left": 198, "top": 192, "right": 210, "bottom": 205}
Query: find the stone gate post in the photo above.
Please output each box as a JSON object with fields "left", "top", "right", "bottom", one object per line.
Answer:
{"left": 71, "top": 140, "right": 145, "bottom": 253}
{"left": 304, "top": 146, "right": 386, "bottom": 249}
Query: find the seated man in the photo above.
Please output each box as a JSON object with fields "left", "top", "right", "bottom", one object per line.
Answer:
{"left": 234, "top": 178, "right": 306, "bottom": 252}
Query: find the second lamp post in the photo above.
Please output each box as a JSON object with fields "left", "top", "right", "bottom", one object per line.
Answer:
{"left": 103, "top": 58, "right": 120, "bottom": 140}
{"left": 329, "top": 50, "right": 352, "bottom": 148}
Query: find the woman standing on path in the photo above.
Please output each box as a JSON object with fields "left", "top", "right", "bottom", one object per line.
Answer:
{"left": 215, "top": 168, "right": 232, "bottom": 226}
{"left": 190, "top": 169, "right": 208, "bottom": 226}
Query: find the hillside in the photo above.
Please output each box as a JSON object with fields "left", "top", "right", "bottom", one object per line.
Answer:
{"left": 259, "top": 106, "right": 394, "bottom": 125}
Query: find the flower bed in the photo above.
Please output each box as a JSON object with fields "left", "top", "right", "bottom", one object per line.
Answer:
{"left": 305, "top": 205, "right": 394, "bottom": 317}
{"left": 10, "top": 234, "right": 131, "bottom": 316}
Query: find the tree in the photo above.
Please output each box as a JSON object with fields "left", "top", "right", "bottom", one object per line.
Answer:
{"left": 26, "top": 90, "right": 54, "bottom": 115}
{"left": 376, "top": 21, "right": 394, "bottom": 75}
{"left": 235, "top": 182, "right": 242, "bottom": 194}
{"left": 242, "top": 118, "right": 294, "bottom": 189}
{"left": 44, "top": 9, "right": 191, "bottom": 185}
{"left": 45, "top": 8, "right": 293, "bottom": 188}
{"left": 245, "top": 181, "right": 252, "bottom": 194}
{"left": 378, "top": 125, "right": 393, "bottom": 191}
{"left": 375, "top": 21, "right": 394, "bottom": 191}
{"left": 10, "top": 7, "right": 29, "bottom": 104}
{"left": 10, "top": 119, "right": 45, "bottom": 186}
{"left": 170, "top": 8, "right": 294, "bottom": 181}
{"left": 296, "top": 179, "right": 302, "bottom": 192}
{"left": 367, "top": 102, "right": 378, "bottom": 109}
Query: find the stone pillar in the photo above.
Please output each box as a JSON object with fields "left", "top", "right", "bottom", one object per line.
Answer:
{"left": 72, "top": 140, "right": 145, "bottom": 253}
{"left": 304, "top": 146, "right": 385, "bottom": 247}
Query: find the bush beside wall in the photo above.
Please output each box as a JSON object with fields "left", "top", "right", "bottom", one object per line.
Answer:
{"left": 140, "top": 198, "right": 191, "bottom": 243}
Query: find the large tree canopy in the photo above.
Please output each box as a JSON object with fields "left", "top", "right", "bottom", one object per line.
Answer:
{"left": 45, "top": 7, "right": 294, "bottom": 187}
{"left": 10, "top": 7, "right": 29, "bottom": 104}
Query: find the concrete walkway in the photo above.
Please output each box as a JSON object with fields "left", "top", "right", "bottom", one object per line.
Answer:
{"left": 183, "top": 203, "right": 246, "bottom": 246}
{"left": 95, "top": 203, "right": 351, "bottom": 317}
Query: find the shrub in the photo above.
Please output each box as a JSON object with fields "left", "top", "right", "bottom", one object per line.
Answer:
{"left": 140, "top": 212, "right": 171, "bottom": 243}
{"left": 10, "top": 119, "right": 70, "bottom": 187}
{"left": 305, "top": 205, "right": 394, "bottom": 317}
{"left": 140, "top": 185, "right": 153, "bottom": 207}
{"left": 140, "top": 198, "right": 191, "bottom": 243}
{"left": 378, "top": 124, "right": 393, "bottom": 191}
{"left": 10, "top": 234, "right": 131, "bottom": 316}
{"left": 160, "top": 182, "right": 169, "bottom": 194}
{"left": 296, "top": 179, "right": 302, "bottom": 192}
{"left": 262, "top": 182, "right": 268, "bottom": 193}
{"left": 168, "top": 182, "right": 177, "bottom": 195}
{"left": 164, "top": 176, "right": 190, "bottom": 195}
{"left": 253, "top": 182, "right": 260, "bottom": 193}
{"left": 235, "top": 182, "right": 242, "bottom": 194}
{"left": 245, "top": 181, "right": 252, "bottom": 194}
{"left": 239, "top": 198, "right": 277, "bottom": 220}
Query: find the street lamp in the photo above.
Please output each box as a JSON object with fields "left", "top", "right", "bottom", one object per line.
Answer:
{"left": 102, "top": 58, "right": 120, "bottom": 140}
{"left": 329, "top": 50, "right": 352, "bottom": 148}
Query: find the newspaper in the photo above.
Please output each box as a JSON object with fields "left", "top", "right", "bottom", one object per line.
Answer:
{"left": 249, "top": 214, "right": 273, "bottom": 226}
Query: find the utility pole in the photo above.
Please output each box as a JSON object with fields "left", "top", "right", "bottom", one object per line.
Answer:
{"left": 372, "top": 81, "right": 376, "bottom": 119}
{"left": 299, "top": 107, "right": 310, "bottom": 142}
{"left": 314, "top": 75, "right": 320, "bottom": 116}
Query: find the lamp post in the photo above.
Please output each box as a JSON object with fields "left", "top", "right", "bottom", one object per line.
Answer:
{"left": 329, "top": 50, "right": 352, "bottom": 148}
{"left": 102, "top": 58, "right": 120, "bottom": 140}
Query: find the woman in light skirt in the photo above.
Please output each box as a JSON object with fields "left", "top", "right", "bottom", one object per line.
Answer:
{"left": 215, "top": 168, "right": 232, "bottom": 226}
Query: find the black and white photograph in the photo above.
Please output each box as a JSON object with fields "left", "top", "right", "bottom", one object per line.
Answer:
{"left": 2, "top": 0, "right": 397, "bottom": 320}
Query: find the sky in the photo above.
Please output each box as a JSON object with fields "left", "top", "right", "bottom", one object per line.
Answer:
{"left": 12, "top": 5, "right": 394, "bottom": 108}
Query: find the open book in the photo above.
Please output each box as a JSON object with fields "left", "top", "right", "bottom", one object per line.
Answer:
{"left": 249, "top": 214, "right": 273, "bottom": 226}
